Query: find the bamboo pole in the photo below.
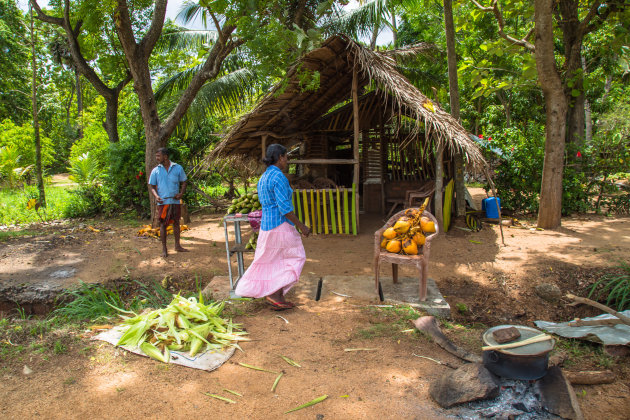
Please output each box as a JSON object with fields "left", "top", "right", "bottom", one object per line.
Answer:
{"left": 323, "top": 189, "right": 329, "bottom": 234}
{"left": 330, "top": 189, "right": 337, "bottom": 234}
{"left": 316, "top": 189, "right": 322, "bottom": 234}
{"left": 336, "top": 188, "right": 342, "bottom": 234}
{"left": 302, "top": 189, "right": 310, "bottom": 228}
{"left": 343, "top": 188, "right": 349, "bottom": 234}
{"left": 351, "top": 184, "right": 357, "bottom": 235}
{"left": 310, "top": 189, "right": 316, "bottom": 233}
{"left": 293, "top": 191, "right": 304, "bottom": 223}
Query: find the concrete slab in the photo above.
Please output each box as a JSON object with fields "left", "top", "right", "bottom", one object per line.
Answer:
{"left": 208, "top": 273, "right": 451, "bottom": 318}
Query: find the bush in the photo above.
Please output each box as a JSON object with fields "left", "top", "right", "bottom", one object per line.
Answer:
{"left": 104, "top": 136, "right": 149, "bottom": 216}
{"left": 64, "top": 152, "right": 108, "bottom": 217}
{"left": 480, "top": 123, "right": 545, "bottom": 213}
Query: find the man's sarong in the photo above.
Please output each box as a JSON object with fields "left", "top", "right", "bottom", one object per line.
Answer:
{"left": 234, "top": 222, "right": 305, "bottom": 298}
{"left": 157, "top": 204, "right": 181, "bottom": 225}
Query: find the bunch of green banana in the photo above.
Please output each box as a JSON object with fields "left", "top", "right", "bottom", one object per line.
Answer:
{"left": 114, "top": 294, "right": 249, "bottom": 363}
{"left": 245, "top": 231, "right": 259, "bottom": 250}
{"left": 226, "top": 192, "right": 261, "bottom": 215}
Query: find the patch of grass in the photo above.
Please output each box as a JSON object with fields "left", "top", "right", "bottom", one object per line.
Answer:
{"left": 0, "top": 185, "right": 74, "bottom": 225}
{"left": 63, "top": 377, "right": 77, "bottom": 385}
{"left": 0, "top": 229, "right": 39, "bottom": 241}
{"left": 356, "top": 305, "right": 422, "bottom": 340}
{"left": 557, "top": 338, "right": 615, "bottom": 369}
{"left": 588, "top": 261, "right": 630, "bottom": 310}
{"left": 53, "top": 281, "right": 128, "bottom": 321}
{"left": 53, "top": 340, "right": 68, "bottom": 354}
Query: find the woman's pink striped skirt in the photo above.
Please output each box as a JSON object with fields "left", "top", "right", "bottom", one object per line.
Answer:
{"left": 234, "top": 222, "right": 306, "bottom": 298}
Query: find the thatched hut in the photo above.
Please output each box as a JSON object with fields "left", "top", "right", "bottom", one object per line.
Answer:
{"left": 211, "top": 35, "right": 485, "bottom": 234}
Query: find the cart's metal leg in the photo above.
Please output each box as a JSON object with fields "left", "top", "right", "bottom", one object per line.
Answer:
{"left": 224, "top": 221, "right": 234, "bottom": 290}
{"left": 235, "top": 221, "right": 245, "bottom": 279}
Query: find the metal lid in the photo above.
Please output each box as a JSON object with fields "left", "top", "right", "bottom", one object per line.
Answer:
{"left": 482, "top": 325, "right": 555, "bottom": 356}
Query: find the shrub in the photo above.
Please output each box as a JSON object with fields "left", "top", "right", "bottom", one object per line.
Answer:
{"left": 64, "top": 152, "right": 107, "bottom": 217}
{"left": 589, "top": 261, "right": 630, "bottom": 311}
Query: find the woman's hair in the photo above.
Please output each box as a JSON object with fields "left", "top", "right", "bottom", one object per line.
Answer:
{"left": 262, "top": 144, "right": 287, "bottom": 166}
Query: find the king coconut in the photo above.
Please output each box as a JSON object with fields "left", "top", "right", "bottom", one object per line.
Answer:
{"left": 381, "top": 198, "right": 436, "bottom": 255}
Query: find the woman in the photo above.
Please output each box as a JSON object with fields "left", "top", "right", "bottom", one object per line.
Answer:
{"left": 234, "top": 144, "right": 311, "bottom": 309}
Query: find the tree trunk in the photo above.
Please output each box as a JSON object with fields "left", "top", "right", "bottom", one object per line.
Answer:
{"left": 443, "top": 0, "right": 465, "bottom": 217}
{"left": 370, "top": 23, "right": 379, "bottom": 50}
{"left": 582, "top": 56, "right": 592, "bottom": 143}
{"left": 558, "top": 0, "right": 585, "bottom": 151}
{"left": 496, "top": 90, "right": 511, "bottom": 128}
{"left": 390, "top": 8, "right": 398, "bottom": 48}
{"left": 30, "top": 7, "right": 45, "bottom": 207}
{"left": 103, "top": 94, "right": 120, "bottom": 143}
{"left": 75, "top": 67, "right": 83, "bottom": 138}
{"left": 535, "top": 0, "right": 567, "bottom": 229}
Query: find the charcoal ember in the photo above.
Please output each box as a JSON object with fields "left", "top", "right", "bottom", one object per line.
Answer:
{"left": 492, "top": 326, "right": 521, "bottom": 344}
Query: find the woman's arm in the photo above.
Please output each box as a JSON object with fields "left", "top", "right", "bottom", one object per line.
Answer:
{"left": 285, "top": 211, "right": 311, "bottom": 237}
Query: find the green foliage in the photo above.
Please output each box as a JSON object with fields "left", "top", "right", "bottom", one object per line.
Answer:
{"left": 0, "top": 185, "right": 71, "bottom": 225}
{"left": 64, "top": 151, "right": 107, "bottom": 217}
{"left": 68, "top": 152, "right": 103, "bottom": 186}
{"left": 53, "top": 281, "right": 128, "bottom": 322}
{"left": 480, "top": 123, "right": 545, "bottom": 213}
{"left": 0, "top": 0, "right": 29, "bottom": 123}
{"left": 0, "top": 145, "right": 32, "bottom": 188}
{"left": 104, "top": 136, "right": 149, "bottom": 216}
{"left": 68, "top": 99, "right": 110, "bottom": 166}
{"left": 0, "top": 119, "right": 55, "bottom": 172}
{"left": 589, "top": 261, "right": 630, "bottom": 311}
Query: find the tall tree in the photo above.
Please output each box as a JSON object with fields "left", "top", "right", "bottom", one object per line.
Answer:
{"left": 472, "top": 0, "right": 627, "bottom": 228}
{"left": 31, "top": 0, "right": 132, "bottom": 144}
{"left": 49, "top": 34, "right": 83, "bottom": 138}
{"left": 30, "top": 6, "right": 45, "bottom": 207}
{"left": 443, "top": 0, "right": 465, "bottom": 218}
{"left": 0, "top": 0, "right": 30, "bottom": 122}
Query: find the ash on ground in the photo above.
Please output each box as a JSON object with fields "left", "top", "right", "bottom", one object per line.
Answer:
{"left": 448, "top": 379, "right": 561, "bottom": 419}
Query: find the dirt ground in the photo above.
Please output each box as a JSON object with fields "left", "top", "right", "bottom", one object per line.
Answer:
{"left": 1, "top": 189, "right": 629, "bottom": 419}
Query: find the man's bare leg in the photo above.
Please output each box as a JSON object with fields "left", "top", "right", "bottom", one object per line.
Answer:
{"left": 173, "top": 221, "right": 188, "bottom": 252}
{"left": 160, "top": 222, "right": 168, "bottom": 257}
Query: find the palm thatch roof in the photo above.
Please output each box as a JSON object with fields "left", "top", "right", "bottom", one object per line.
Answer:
{"left": 211, "top": 35, "right": 485, "bottom": 168}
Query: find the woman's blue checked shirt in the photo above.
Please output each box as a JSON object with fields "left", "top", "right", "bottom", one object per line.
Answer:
{"left": 258, "top": 165, "right": 294, "bottom": 231}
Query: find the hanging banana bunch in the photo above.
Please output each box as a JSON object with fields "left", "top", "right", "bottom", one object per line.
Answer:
{"left": 381, "top": 198, "right": 436, "bottom": 255}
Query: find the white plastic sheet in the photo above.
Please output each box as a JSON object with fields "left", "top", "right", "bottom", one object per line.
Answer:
{"left": 94, "top": 326, "right": 235, "bottom": 371}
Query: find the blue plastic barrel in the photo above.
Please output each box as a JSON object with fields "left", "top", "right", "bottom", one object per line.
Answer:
{"left": 482, "top": 197, "right": 501, "bottom": 219}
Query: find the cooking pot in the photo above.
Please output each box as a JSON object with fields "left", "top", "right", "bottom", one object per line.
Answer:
{"left": 482, "top": 325, "right": 555, "bottom": 380}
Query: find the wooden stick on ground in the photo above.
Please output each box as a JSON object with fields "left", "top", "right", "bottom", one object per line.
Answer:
{"left": 569, "top": 318, "right": 624, "bottom": 327}
{"left": 565, "top": 370, "right": 616, "bottom": 385}
{"left": 565, "top": 294, "right": 630, "bottom": 326}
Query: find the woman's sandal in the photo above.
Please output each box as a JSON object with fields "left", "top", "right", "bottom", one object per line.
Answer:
{"left": 265, "top": 296, "right": 295, "bottom": 310}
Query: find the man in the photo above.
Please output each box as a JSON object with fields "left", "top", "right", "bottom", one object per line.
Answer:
{"left": 148, "top": 147, "right": 188, "bottom": 257}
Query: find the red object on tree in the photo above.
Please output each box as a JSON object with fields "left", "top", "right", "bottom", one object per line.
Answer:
{"left": 576, "top": 151, "right": 582, "bottom": 158}
{"left": 488, "top": 137, "right": 493, "bottom": 142}
{"left": 479, "top": 134, "right": 484, "bottom": 139}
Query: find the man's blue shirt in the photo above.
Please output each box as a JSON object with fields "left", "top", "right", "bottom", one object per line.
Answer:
{"left": 258, "top": 165, "right": 294, "bottom": 231}
{"left": 148, "top": 162, "right": 187, "bottom": 205}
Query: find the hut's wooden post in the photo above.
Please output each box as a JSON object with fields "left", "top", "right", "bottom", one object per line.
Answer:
{"left": 261, "top": 134, "right": 267, "bottom": 159}
{"left": 379, "top": 110, "right": 386, "bottom": 214}
{"left": 435, "top": 138, "right": 445, "bottom": 230}
{"left": 352, "top": 64, "right": 361, "bottom": 232}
